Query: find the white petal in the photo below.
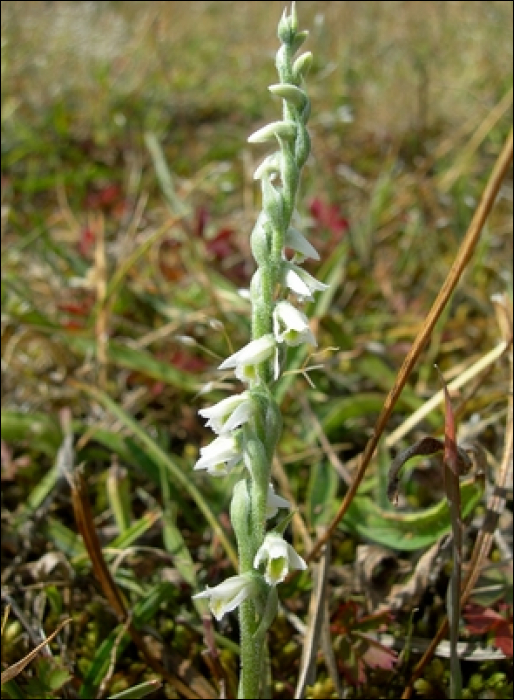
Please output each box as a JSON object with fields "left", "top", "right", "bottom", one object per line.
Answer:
{"left": 284, "top": 543, "right": 307, "bottom": 571}
{"left": 273, "top": 301, "right": 317, "bottom": 347}
{"left": 199, "top": 435, "right": 236, "bottom": 458}
{"left": 218, "top": 335, "right": 276, "bottom": 371}
{"left": 284, "top": 268, "right": 312, "bottom": 299}
{"left": 267, "top": 536, "right": 289, "bottom": 560}
{"left": 192, "top": 574, "right": 254, "bottom": 621}
{"left": 285, "top": 265, "right": 329, "bottom": 301}
{"left": 198, "top": 394, "right": 244, "bottom": 420}
{"left": 266, "top": 484, "right": 290, "bottom": 519}
{"left": 199, "top": 393, "right": 250, "bottom": 434}
{"left": 221, "top": 400, "right": 253, "bottom": 433}
{"left": 253, "top": 546, "right": 267, "bottom": 569}
{"left": 284, "top": 227, "right": 320, "bottom": 260}
{"left": 194, "top": 435, "right": 240, "bottom": 476}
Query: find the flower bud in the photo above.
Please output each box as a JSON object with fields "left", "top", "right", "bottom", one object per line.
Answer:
{"left": 268, "top": 83, "right": 307, "bottom": 109}
{"left": 292, "top": 51, "right": 313, "bottom": 82}
{"left": 248, "top": 120, "right": 297, "bottom": 144}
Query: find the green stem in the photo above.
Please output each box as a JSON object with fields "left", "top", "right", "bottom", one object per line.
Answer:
{"left": 238, "top": 600, "right": 265, "bottom": 699}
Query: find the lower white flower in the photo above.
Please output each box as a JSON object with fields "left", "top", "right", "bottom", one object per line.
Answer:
{"left": 218, "top": 334, "right": 279, "bottom": 383}
{"left": 253, "top": 533, "right": 307, "bottom": 585}
{"left": 266, "top": 483, "right": 291, "bottom": 519}
{"left": 199, "top": 392, "right": 252, "bottom": 434}
{"left": 192, "top": 574, "right": 257, "bottom": 621}
{"left": 273, "top": 300, "right": 317, "bottom": 347}
{"left": 194, "top": 435, "right": 241, "bottom": 476}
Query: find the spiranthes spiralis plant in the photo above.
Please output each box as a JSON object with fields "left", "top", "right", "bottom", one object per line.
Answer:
{"left": 193, "top": 4, "right": 326, "bottom": 698}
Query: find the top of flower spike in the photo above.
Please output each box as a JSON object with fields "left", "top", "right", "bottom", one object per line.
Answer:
{"left": 278, "top": 2, "right": 299, "bottom": 44}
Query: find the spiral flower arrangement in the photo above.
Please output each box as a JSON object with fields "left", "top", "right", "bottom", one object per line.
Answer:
{"left": 192, "top": 5, "right": 326, "bottom": 697}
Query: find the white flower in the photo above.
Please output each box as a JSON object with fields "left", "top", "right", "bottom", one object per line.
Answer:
{"left": 194, "top": 435, "right": 241, "bottom": 477}
{"left": 284, "top": 263, "right": 329, "bottom": 302}
{"left": 199, "top": 392, "right": 253, "bottom": 435}
{"left": 254, "top": 533, "right": 307, "bottom": 585}
{"left": 266, "top": 484, "right": 290, "bottom": 519}
{"left": 284, "top": 226, "right": 320, "bottom": 261}
{"left": 218, "top": 335, "right": 279, "bottom": 383}
{"left": 273, "top": 300, "right": 317, "bottom": 347}
{"left": 192, "top": 574, "right": 257, "bottom": 621}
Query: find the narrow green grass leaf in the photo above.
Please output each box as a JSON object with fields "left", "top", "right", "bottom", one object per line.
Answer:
{"left": 44, "top": 517, "right": 86, "bottom": 559}
{"left": 107, "top": 680, "right": 162, "bottom": 699}
{"left": 65, "top": 337, "right": 201, "bottom": 393}
{"left": 108, "top": 511, "right": 161, "bottom": 551}
{"left": 144, "top": 132, "right": 189, "bottom": 216}
{"left": 161, "top": 504, "right": 208, "bottom": 617}
{"left": 13, "top": 464, "right": 61, "bottom": 529}
{"left": 321, "top": 393, "right": 386, "bottom": 435}
{"left": 72, "top": 381, "right": 238, "bottom": 570}
{"left": 106, "top": 465, "right": 133, "bottom": 535}
{"left": 305, "top": 460, "right": 339, "bottom": 527}
{"left": 0, "top": 679, "right": 27, "bottom": 699}
{"left": 79, "top": 583, "right": 173, "bottom": 699}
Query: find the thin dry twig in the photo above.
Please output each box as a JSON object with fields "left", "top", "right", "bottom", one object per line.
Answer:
{"left": 1, "top": 618, "right": 72, "bottom": 684}
{"left": 295, "top": 537, "right": 334, "bottom": 699}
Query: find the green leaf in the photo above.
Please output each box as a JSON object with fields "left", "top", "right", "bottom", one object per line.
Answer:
{"left": 162, "top": 503, "right": 202, "bottom": 603}
{"left": 0, "top": 679, "right": 27, "bottom": 699}
{"left": 108, "top": 511, "right": 161, "bottom": 551}
{"left": 1, "top": 411, "right": 62, "bottom": 456}
{"left": 321, "top": 393, "right": 386, "bottom": 436}
{"left": 79, "top": 583, "right": 173, "bottom": 699}
{"left": 65, "top": 337, "right": 200, "bottom": 393}
{"left": 43, "top": 518, "right": 85, "bottom": 559}
{"left": 305, "top": 460, "right": 338, "bottom": 527}
{"left": 144, "top": 132, "right": 189, "bottom": 216}
{"left": 12, "top": 464, "right": 61, "bottom": 529}
{"left": 341, "top": 479, "right": 483, "bottom": 551}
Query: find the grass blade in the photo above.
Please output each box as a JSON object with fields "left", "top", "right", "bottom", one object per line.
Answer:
{"left": 70, "top": 380, "right": 238, "bottom": 570}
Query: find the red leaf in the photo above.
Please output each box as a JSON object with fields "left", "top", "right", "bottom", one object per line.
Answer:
{"left": 206, "top": 228, "right": 237, "bottom": 259}
{"left": 169, "top": 350, "right": 209, "bottom": 373}
{"left": 78, "top": 226, "right": 96, "bottom": 257}
{"left": 494, "top": 619, "right": 513, "bottom": 657}
{"left": 85, "top": 183, "right": 122, "bottom": 210}
{"left": 464, "top": 604, "right": 503, "bottom": 634}
{"left": 464, "top": 604, "right": 513, "bottom": 657}
{"left": 438, "top": 367, "right": 459, "bottom": 479}
{"left": 61, "top": 320, "right": 86, "bottom": 331}
{"left": 309, "top": 197, "right": 349, "bottom": 239}
{"left": 359, "top": 634, "right": 398, "bottom": 671}
{"left": 57, "top": 300, "right": 93, "bottom": 317}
